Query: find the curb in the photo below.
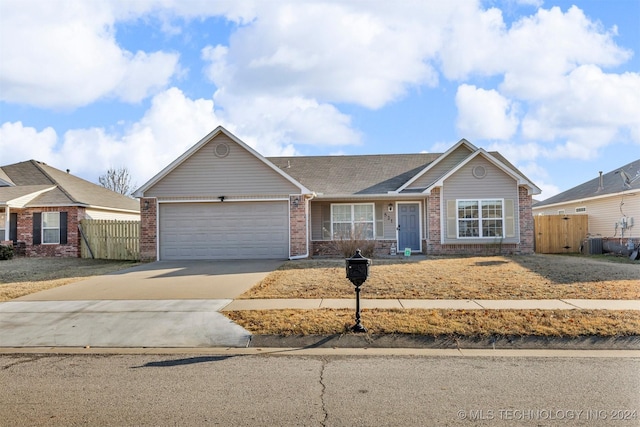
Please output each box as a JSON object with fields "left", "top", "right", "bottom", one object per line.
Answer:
{"left": 249, "top": 334, "right": 640, "bottom": 350}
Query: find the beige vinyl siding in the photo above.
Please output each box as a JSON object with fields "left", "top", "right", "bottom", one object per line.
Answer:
{"left": 311, "top": 202, "right": 330, "bottom": 240}
{"left": 533, "top": 194, "right": 639, "bottom": 238}
{"left": 146, "top": 134, "right": 300, "bottom": 197}
{"left": 442, "top": 157, "right": 519, "bottom": 244}
{"left": 406, "top": 145, "right": 473, "bottom": 189}
{"left": 85, "top": 209, "right": 140, "bottom": 221}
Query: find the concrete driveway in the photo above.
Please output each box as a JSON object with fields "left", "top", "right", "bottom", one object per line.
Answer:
{"left": 0, "top": 260, "right": 282, "bottom": 348}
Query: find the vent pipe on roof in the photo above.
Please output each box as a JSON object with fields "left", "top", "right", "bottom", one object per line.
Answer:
{"left": 66, "top": 169, "right": 70, "bottom": 174}
{"left": 597, "top": 171, "right": 604, "bottom": 191}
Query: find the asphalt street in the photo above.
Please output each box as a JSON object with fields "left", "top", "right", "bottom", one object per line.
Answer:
{"left": 1, "top": 351, "right": 638, "bottom": 426}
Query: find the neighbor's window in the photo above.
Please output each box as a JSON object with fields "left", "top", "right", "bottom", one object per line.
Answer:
{"left": 575, "top": 207, "right": 587, "bottom": 213}
{"left": 457, "top": 200, "right": 504, "bottom": 238}
{"left": 42, "top": 212, "right": 60, "bottom": 244}
{"left": 331, "top": 204, "right": 374, "bottom": 240}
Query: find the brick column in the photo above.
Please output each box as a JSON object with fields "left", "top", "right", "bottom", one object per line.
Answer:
{"left": 140, "top": 198, "right": 157, "bottom": 261}
{"left": 518, "top": 187, "right": 534, "bottom": 254}
{"left": 289, "top": 195, "right": 308, "bottom": 258}
{"left": 426, "top": 188, "right": 441, "bottom": 254}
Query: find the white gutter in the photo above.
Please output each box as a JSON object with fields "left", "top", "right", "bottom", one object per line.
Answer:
{"left": 289, "top": 193, "right": 316, "bottom": 260}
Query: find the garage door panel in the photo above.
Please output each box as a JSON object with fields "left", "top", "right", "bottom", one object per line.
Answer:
{"left": 159, "top": 202, "right": 289, "bottom": 260}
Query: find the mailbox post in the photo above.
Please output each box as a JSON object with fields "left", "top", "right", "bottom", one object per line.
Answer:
{"left": 345, "top": 249, "right": 371, "bottom": 333}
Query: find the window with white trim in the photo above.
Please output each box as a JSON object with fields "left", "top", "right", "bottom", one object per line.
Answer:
{"left": 457, "top": 199, "right": 504, "bottom": 238}
{"left": 42, "top": 212, "right": 61, "bottom": 244}
{"left": 575, "top": 207, "right": 587, "bottom": 213}
{"left": 331, "top": 203, "right": 374, "bottom": 240}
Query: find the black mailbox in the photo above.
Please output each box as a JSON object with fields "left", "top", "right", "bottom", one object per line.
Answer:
{"left": 345, "top": 249, "right": 371, "bottom": 332}
{"left": 346, "top": 249, "right": 370, "bottom": 286}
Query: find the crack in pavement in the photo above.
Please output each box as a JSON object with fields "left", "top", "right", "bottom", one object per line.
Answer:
{"left": 319, "top": 358, "right": 328, "bottom": 426}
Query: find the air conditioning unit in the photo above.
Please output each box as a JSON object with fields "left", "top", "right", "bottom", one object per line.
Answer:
{"left": 583, "top": 238, "right": 603, "bottom": 255}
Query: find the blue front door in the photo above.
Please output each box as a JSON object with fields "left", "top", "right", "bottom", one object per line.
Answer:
{"left": 398, "top": 203, "right": 420, "bottom": 252}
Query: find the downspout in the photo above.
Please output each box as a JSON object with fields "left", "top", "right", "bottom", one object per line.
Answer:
{"left": 289, "top": 193, "right": 315, "bottom": 260}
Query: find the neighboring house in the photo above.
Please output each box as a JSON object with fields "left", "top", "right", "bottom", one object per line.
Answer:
{"left": 533, "top": 159, "right": 640, "bottom": 240}
{"left": 0, "top": 160, "right": 140, "bottom": 257}
{"left": 134, "top": 126, "right": 540, "bottom": 261}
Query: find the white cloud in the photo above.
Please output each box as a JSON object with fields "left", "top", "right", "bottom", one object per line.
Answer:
{"left": 1, "top": 88, "right": 332, "bottom": 185}
{"left": 201, "top": 1, "right": 446, "bottom": 109}
{"left": 1, "top": 88, "right": 222, "bottom": 184}
{"left": 498, "top": 6, "right": 631, "bottom": 100}
{"left": 0, "top": 0, "right": 179, "bottom": 108}
{"left": 213, "top": 92, "right": 362, "bottom": 156}
{"left": 455, "top": 84, "right": 519, "bottom": 140}
{"left": 521, "top": 65, "right": 640, "bottom": 159}
{"left": 0, "top": 122, "right": 58, "bottom": 164}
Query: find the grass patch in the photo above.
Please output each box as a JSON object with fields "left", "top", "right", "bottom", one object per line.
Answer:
{"left": 226, "top": 309, "right": 640, "bottom": 337}
{"left": 0, "top": 258, "right": 140, "bottom": 301}
{"left": 241, "top": 255, "right": 640, "bottom": 300}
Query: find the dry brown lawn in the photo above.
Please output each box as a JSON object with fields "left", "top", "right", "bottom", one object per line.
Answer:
{"left": 0, "top": 258, "right": 140, "bottom": 301}
{"left": 226, "top": 308, "right": 640, "bottom": 337}
{"left": 2, "top": 254, "right": 638, "bottom": 337}
{"left": 241, "top": 254, "right": 640, "bottom": 300}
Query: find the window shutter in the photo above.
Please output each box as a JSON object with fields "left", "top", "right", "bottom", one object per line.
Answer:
{"left": 446, "top": 200, "right": 457, "bottom": 239}
{"left": 60, "top": 212, "right": 68, "bottom": 244}
{"left": 505, "top": 199, "right": 516, "bottom": 238}
{"left": 33, "top": 212, "right": 41, "bottom": 245}
{"left": 9, "top": 213, "right": 18, "bottom": 243}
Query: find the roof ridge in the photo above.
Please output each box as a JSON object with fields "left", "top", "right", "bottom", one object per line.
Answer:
{"left": 30, "top": 160, "right": 80, "bottom": 204}
{"left": 267, "top": 152, "right": 442, "bottom": 159}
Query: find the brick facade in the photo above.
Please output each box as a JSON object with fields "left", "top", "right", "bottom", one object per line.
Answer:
{"left": 426, "top": 189, "right": 441, "bottom": 254}
{"left": 10, "top": 206, "right": 85, "bottom": 257}
{"left": 311, "top": 239, "right": 398, "bottom": 258}
{"left": 139, "top": 198, "right": 158, "bottom": 261}
{"left": 517, "top": 186, "right": 535, "bottom": 254}
{"left": 289, "top": 196, "right": 308, "bottom": 257}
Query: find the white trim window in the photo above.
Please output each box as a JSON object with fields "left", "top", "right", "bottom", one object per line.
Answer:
{"left": 457, "top": 199, "right": 504, "bottom": 238}
{"left": 42, "top": 212, "right": 61, "bottom": 244}
{"left": 331, "top": 203, "right": 374, "bottom": 240}
{"left": 575, "top": 207, "right": 587, "bottom": 213}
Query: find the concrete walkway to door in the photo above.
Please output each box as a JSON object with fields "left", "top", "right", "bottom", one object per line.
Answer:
{"left": 0, "top": 260, "right": 283, "bottom": 348}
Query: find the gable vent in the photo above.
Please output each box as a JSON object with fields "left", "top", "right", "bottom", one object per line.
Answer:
{"left": 472, "top": 165, "right": 487, "bottom": 179}
{"left": 214, "top": 143, "right": 230, "bottom": 158}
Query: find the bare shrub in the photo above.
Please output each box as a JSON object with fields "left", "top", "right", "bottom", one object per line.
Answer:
{"left": 332, "top": 237, "right": 376, "bottom": 258}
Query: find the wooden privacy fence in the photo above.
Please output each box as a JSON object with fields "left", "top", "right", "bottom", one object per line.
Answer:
{"left": 79, "top": 219, "right": 140, "bottom": 260}
{"left": 534, "top": 214, "right": 588, "bottom": 254}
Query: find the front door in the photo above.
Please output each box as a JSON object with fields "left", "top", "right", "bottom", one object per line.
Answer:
{"left": 397, "top": 203, "right": 420, "bottom": 252}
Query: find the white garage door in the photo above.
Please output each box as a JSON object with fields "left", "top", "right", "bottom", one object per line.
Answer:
{"left": 159, "top": 202, "right": 289, "bottom": 260}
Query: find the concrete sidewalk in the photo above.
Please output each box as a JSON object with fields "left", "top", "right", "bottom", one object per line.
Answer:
{"left": 222, "top": 298, "right": 640, "bottom": 311}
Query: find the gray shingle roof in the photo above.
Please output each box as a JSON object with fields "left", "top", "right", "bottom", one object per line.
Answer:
{"left": 267, "top": 153, "right": 441, "bottom": 195}
{"left": 0, "top": 160, "right": 140, "bottom": 212}
{"left": 534, "top": 159, "right": 640, "bottom": 207}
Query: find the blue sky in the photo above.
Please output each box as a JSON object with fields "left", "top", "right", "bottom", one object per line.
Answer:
{"left": 1, "top": 0, "right": 639, "bottom": 199}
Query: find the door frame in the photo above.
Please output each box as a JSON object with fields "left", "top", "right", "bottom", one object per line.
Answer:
{"left": 395, "top": 201, "right": 422, "bottom": 253}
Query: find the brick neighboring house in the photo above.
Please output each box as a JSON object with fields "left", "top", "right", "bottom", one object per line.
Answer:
{"left": 134, "top": 126, "right": 540, "bottom": 261}
{"left": 0, "top": 160, "right": 140, "bottom": 257}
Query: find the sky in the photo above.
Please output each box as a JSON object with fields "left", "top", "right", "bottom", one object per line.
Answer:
{"left": 1, "top": 0, "right": 639, "bottom": 200}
